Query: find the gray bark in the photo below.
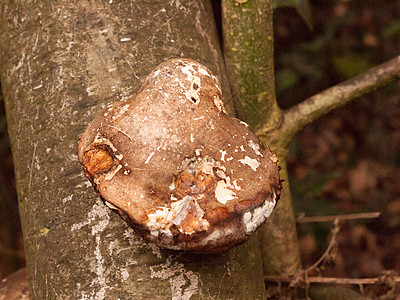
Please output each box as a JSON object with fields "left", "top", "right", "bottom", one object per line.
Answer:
{"left": 0, "top": 1, "right": 266, "bottom": 299}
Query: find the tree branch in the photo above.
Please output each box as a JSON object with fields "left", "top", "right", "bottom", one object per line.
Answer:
{"left": 296, "top": 212, "right": 381, "bottom": 223}
{"left": 277, "top": 55, "right": 400, "bottom": 147}
{"left": 265, "top": 275, "right": 400, "bottom": 285}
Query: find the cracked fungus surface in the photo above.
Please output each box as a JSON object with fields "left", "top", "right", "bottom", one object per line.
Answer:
{"left": 78, "top": 59, "right": 282, "bottom": 253}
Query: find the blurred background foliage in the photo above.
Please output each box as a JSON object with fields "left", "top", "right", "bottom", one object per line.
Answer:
{"left": 274, "top": 0, "right": 400, "bottom": 290}
{"left": 0, "top": 2, "right": 399, "bottom": 297}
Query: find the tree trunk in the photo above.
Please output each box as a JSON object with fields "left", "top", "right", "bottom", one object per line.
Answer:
{"left": 0, "top": 1, "right": 267, "bottom": 299}
{"left": 222, "top": 0, "right": 301, "bottom": 276}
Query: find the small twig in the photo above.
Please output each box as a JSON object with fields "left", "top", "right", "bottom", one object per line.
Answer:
{"left": 265, "top": 217, "right": 400, "bottom": 293}
{"left": 265, "top": 275, "right": 400, "bottom": 285}
{"left": 296, "top": 212, "right": 381, "bottom": 223}
{"left": 276, "top": 218, "right": 341, "bottom": 296}
{"left": 279, "top": 55, "right": 400, "bottom": 146}
{"left": 292, "top": 219, "right": 341, "bottom": 298}
{"left": 306, "top": 219, "right": 340, "bottom": 274}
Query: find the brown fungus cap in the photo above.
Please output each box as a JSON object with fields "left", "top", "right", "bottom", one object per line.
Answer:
{"left": 78, "top": 59, "right": 281, "bottom": 253}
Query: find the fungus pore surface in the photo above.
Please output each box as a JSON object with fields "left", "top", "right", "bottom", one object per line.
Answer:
{"left": 78, "top": 59, "right": 281, "bottom": 253}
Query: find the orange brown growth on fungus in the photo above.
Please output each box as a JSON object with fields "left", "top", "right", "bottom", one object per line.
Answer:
{"left": 82, "top": 145, "right": 115, "bottom": 178}
{"left": 78, "top": 59, "right": 282, "bottom": 253}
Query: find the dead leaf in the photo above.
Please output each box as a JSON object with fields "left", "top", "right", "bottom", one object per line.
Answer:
{"left": 348, "top": 160, "right": 378, "bottom": 197}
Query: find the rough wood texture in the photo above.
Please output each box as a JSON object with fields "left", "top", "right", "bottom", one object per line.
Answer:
{"left": 0, "top": 1, "right": 267, "bottom": 299}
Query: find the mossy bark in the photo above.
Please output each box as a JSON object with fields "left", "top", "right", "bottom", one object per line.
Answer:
{"left": 222, "top": 0, "right": 302, "bottom": 276}
{"left": 222, "top": 0, "right": 281, "bottom": 131}
{"left": 0, "top": 1, "right": 266, "bottom": 299}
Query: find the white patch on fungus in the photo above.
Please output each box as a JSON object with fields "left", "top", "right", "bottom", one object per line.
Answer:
{"left": 179, "top": 64, "right": 202, "bottom": 105}
{"left": 200, "top": 230, "right": 222, "bottom": 244}
{"left": 243, "top": 191, "right": 277, "bottom": 235}
{"left": 173, "top": 197, "right": 209, "bottom": 235}
{"left": 215, "top": 180, "right": 237, "bottom": 204}
{"left": 212, "top": 95, "right": 227, "bottom": 113}
{"left": 185, "top": 90, "right": 200, "bottom": 104}
{"left": 105, "top": 201, "right": 119, "bottom": 210}
{"left": 238, "top": 156, "right": 260, "bottom": 171}
{"left": 248, "top": 140, "right": 263, "bottom": 157}
{"left": 144, "top": 151, "right": 155, "bottom": 164}
{"left": 112, "top": 104, "right": 130, "bottom": 120}
{"left": 169, "top": 181, "right": 175, "bottom": 190}
{"left": 197, "top": 66, "right": 211, "bottom": 77}
{"left": 91, "top": 135, "right": 119, "bottom": 153}
{"left": 215, "top": 169, "right": 226, "bottom": 179}
{"left": 87, "top": 87, "right": 94, "bottom": 96}
{"left": 152, "top": 70, "right": 160, "bottom": 77}
{"left": 180, "top": 64, "right": 195, "bottom": 77}
{"left": 219, "top": 150, "right": 227, "bottom": 161}
{"left": 147, "top": 207, "right": 173, "bottom": 237}
{"left": 146, "top": 197, "right": 209, "bottom": 237}
{"left": 171, "top": 198, "right": 191, "bottom": 227}
{"left": 232, "top": 180, "right": 241, "bottom": 191}
{"left": 104, "top": 164, "right": 122, "bottom": 181}
{"left": 201, "top": 228, "right": 234, "bottom": 245}
{"left": 270, "top": 153, "right": 279, "bottom": 163}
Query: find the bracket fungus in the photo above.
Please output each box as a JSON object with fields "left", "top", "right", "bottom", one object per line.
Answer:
{"left": 78, "top": 59, "right": 281, "bottom": 253}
